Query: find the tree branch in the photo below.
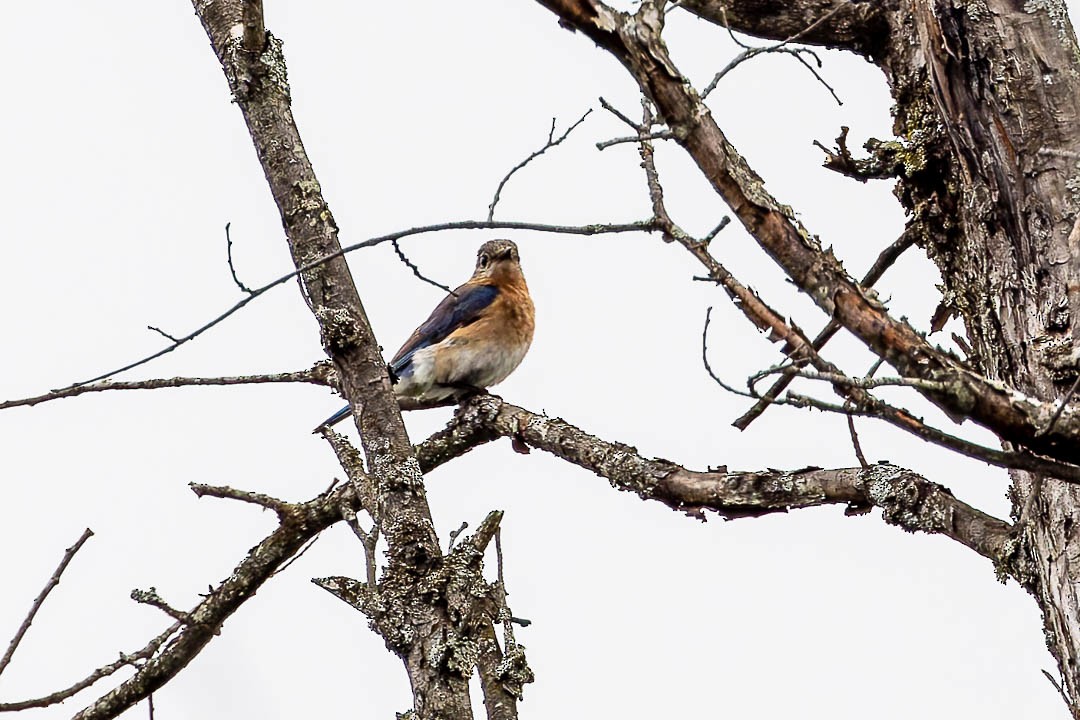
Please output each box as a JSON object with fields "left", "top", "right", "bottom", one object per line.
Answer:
{"left": 488, "top": 110, "right": 592, "bottom": 220}
{"left": 64, "top": 217, "right": 654, "bottom": 390}
{"left": 1, "top": 368, "right": 329, "bottom": 412}
{"left": 0, "top": 528, "right": 93, "bottom": 677}
{"left": 416, "top": 395, "right": 1019, "bottom": 574}
{"left": 71, "top": 480, "right": 362, "bottom": 720}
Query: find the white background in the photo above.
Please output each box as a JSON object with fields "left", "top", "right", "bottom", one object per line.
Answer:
{"left": 1, "top": 2, "right": 1076, "bottom": 718}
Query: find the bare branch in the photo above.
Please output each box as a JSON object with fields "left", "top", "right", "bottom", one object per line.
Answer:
{"left": 146, "top": 326, "right": 179, "bottom": 343}
{"left": 130, "top": 589, "right": 192, "bottom": 625}
{"left": 70, "top": 478, "right": 363, "bottom": 720}
{"left": 224, "top": 222, "right": 255, "bottom": 294}
{"left": 1, "top": 368, "right": 328, "bottom": 412}
{"left": 700, "top": 305, "right": 1080, "bottom": 483}
{"left": 700, "top": 3, "right": 845, "bottom": 102}
{"left": 415, "top": 395, "right": 1018, "bottom": 571}
{"left": 735, "top": 230, "right": 916, "bottom": 428}
{"left": 596, "top": 129, "right": 675, "bottom": 150}
{"left": 0, "top": 528, "right": 93, "bottom": 677}
{"left": 847, "top": 411, "right": 869, "bottom": 469}
{"left": 487, "top": 110, "right": 593, "bottom": 220}
{"left": 392, "top": 239, "right": 453, "bottom": 294}
{"left": 189, "top": 482, "right": 294, "bottom": 518}
{"left": 63, "top": 217, "right": 655, "bottom": 389}
{"left": 0, "top": 621, "right": 181, "bottom": 712}
{"left": 598, "top": 96, "right": 640, "bottom": 130}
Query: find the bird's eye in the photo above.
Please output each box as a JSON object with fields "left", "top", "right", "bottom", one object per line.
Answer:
{"left": 478, "top": 253, "right": 489, "bottom": 268}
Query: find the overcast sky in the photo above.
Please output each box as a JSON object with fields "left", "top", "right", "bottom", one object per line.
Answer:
{"left": 2, "top": 2, "right": 1078, "bottom": 718}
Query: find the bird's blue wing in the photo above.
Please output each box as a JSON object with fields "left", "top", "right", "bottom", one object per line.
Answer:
{"left": 313, "top": 284, "right": 498, "bottom": 432}
{"left": 390, "top": 283, "right": 499, "bottom": 375}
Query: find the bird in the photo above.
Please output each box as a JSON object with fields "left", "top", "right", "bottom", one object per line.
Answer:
{"left": 317, "top": 239, "right": 534, "bottom": 430}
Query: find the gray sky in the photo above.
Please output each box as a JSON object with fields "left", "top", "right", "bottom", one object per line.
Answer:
{"left": 2, "top": 2, "right": 1075, "bottom": 718}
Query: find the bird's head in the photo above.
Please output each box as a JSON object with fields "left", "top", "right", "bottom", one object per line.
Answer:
{"left": 471, "top": 239, "right": 522, "bottom": 281}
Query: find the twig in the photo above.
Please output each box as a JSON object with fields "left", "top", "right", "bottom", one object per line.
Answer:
{"left": 1, "top": 369, "right": 326, "bottom": 412}
{"left": 130, "top": 588, "right": 192, "bottom": 624}
{"left": 1041, "top": 668, "right": 1073, "bottom": 709}
{"left": 782, "top": 391, "right": 1080, "bottom": 483}
{"left": 271, "top": 535, "right": 323, "bottom": 578}
{"left": 146, "top": 326, "right": 179, "bottom": 343}
{"left": 188, "top": 483, "right": 294, "bottom": 517}
{"left": 65, "top": 474, "right": 364, "bottom": 719}
{"left": 1038, "top": 372, "right": 1080, "bottom": 437}
{"left": 487, "top": 110, "right": 592, "bottom": 220}
{"left": 701, "top": 217, "right": 731, "bottom": 245}
{"left": 703, "top": 3, "right": 846, "bottom": 101}
{"left": 62, "top": 217, "right": 656, "bottom": 389}
{"left": 341, "top": 507, "right": 380, "bottom": 588}
{"left": 391, "top": 239, "right": 453, "bottom": 294}
{"left": 597, "top": 96, "right": 640, "bottom": 131}
{"left": 734, "top": 230, "right": 916, "bottom": 429}
{"left": 596, "top": 130, "right": 676, "bottom": 151}
{"left": 763, "top": 367, "right": 951, "bottom": 393}
{"left": 447, "top": 521, "right": 469, "bottom": 551}
{"left": 0, "top": 528, "right": 94, "bottom": 677}
{"left": 701, "top": 308, "right": 1080, "bottom": 483}
{"left": 224, "top": 223, "right": 255, "bottom": 294}
{"left": 0, "top": 621, "right": 182, "bottom": 711}
{"left": 847, "top": 412, "right": 869, "bottom": 469}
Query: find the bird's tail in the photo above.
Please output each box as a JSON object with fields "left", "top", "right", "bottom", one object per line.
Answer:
{"left": 313, "top": 404, "right": 352, "bottom": 433}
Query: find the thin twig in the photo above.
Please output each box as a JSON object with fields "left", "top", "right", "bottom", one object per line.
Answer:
{"left": 146, "top": 326, "right": 179, "bottom": 343}
{"left": 0, "top": 528, "right": 94, "bottom": 677}
{"left": 487, "top": 110, "right": 592, "bottom": 220}
{"left": 1, "top": 369, "right": 326, "bottom": 412}
{"left": 447, "top": 521, "right": 469, "bottom": 551}
{"left": 62, "top": 217, "right": 656, "bottom": 389}
{"left": 188, "top": 483, "right": 294, "bottom": 517}
{"left": 847, "top": 412, "right": 869, "bottom": 468}
{"left": 701, "top": 308, "right": 1080, "bottom": 483}
{"left": 224, "top": 223, "right": 255, "bottom": 294}
{"left": 782, "top": 390, "right": 1080, "bottom": 483}
{"left": 0, "top": 621, "right": 182, "bottom": 711}
{"left": 342, "top": 508, "right": 380, "bottom": 588}
{"left": 130, "top": 588, "right": 192, "bottom": 624}
{"left": 1042, "top": 668, "right": 1073, "bottom": 709}
{"left": 272, "top": 535, "right": 323, "bottom": 578}
{"left": 598, "top": 97, "right": 640, "bottom": 131}
{"left": 391, "top": 239, "right": 453, "bottom": 294}
{"left": 1038, "top": 373, "right": 1080, "bottom": 437}
{"left": 734, "top": 230, "right": 916, "bottom": 429}
{"left": 703, "top": 3, "right": 847, "bottom": 101}
{"left": 596, "top": 130, "right": 676, "bottom": 151}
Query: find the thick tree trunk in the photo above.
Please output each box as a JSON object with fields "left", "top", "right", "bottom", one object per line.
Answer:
{"left": 879, "top": 1, "right": 1080, "bottom": 710}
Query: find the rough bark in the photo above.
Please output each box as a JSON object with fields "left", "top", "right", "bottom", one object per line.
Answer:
{"left": 190, "top": 3, "right": 475, "bottom": 717}
{"left": 878, "top": 0, "right": 1080, "bottom": 709}
{"left": 416, "top": 395, "right": 1018, "bottom": 574}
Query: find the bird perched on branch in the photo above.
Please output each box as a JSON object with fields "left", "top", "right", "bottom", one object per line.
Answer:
{"left": 317, "top": 239, "right": 534, "bottom": 430}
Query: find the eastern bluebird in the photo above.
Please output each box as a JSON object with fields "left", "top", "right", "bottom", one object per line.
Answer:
{"left": 317, "top": 239, "right": 535, "bottom": 429}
